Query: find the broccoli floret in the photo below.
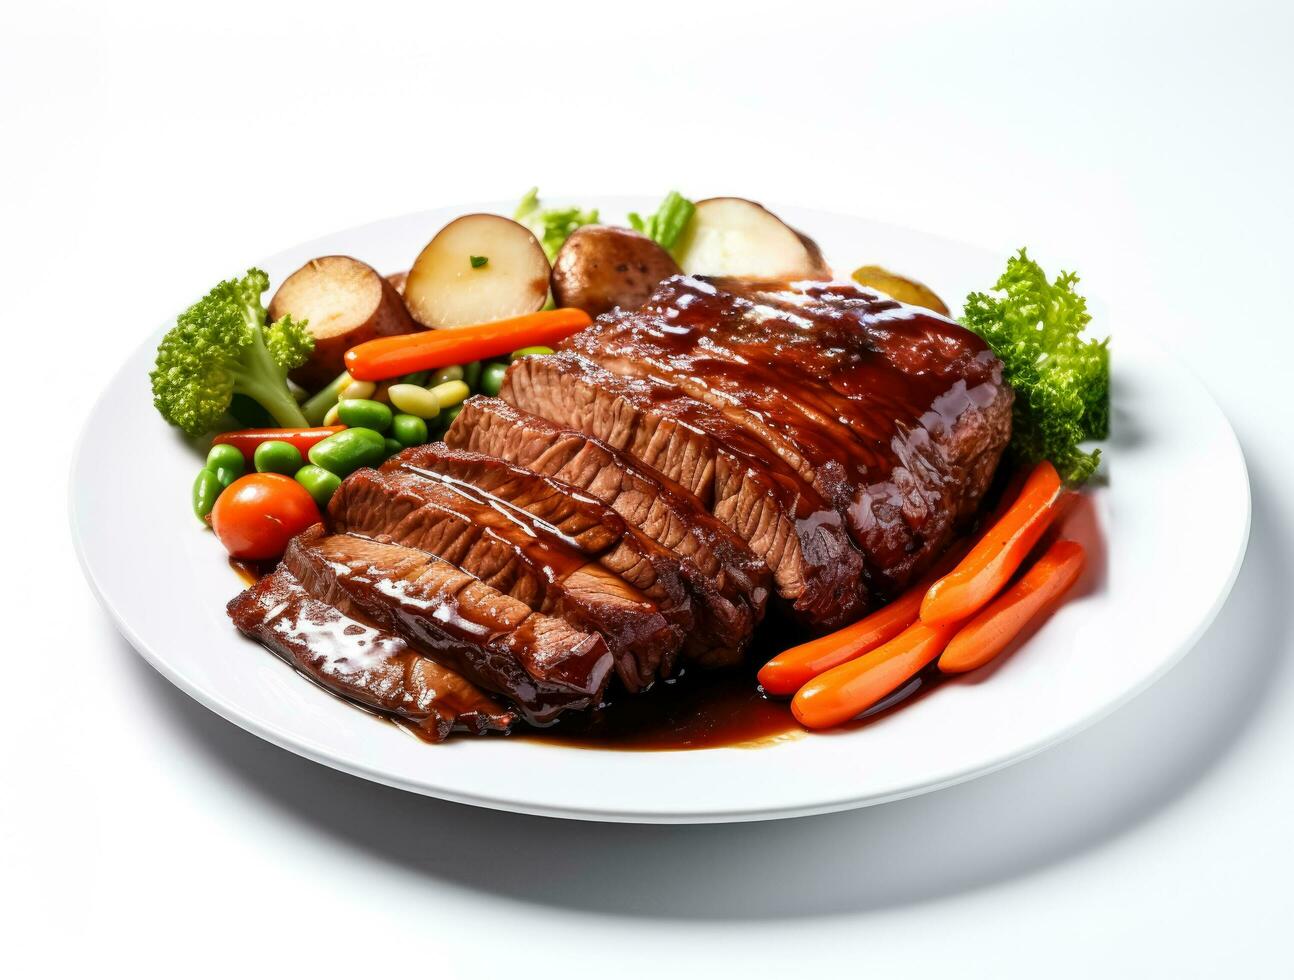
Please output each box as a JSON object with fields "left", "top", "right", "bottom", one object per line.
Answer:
{"left": 961, "top": 249, "right": 1110, "bottom": 484}
{"left": 150, "top": 268, "right": 314, "bottom": 437}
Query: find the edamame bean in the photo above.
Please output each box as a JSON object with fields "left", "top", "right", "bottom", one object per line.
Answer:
{"left": 294, "top": 464, "right": 342, "bottom": 509}
{"left": 462, "top": 360, "right": 482, "bottom": 391}
{"left": 253, "top": 440, "right": 303, "bottom": 475}
{"left": 391, "top": 413, "right": 428, "bottom": 447}
{"left": 214, "top": 465, "right": 241, "bottom": 488}
{"left": 206, "top": 443, "right": 245, "bottom": 475}
{"left": 340, "top": 379, "right": 377, "bottom": 400}
{"left": 387, "top": 383, "right": 441, "bottom": 419}
{"left": 480, "top": 361, "right": 509, "bottom": 397}
{"left": 428, "top": 379, "right": 469, "bottom": 410}
{"left": 338, "top": 398, "right": 393, "bottom": 433}
{"left": 323, "top": 403, "right": 341, "bottom": 426}
{"left": 192, "top": 468, "right": 222, "bottom": 521}
{"left": 308, "top": 427, "right": 387, "bottom": 476}
{"left": 384, "top": 437, "right": 404, "bottom": 459}
{"left": 510, "top": 345, "right": 554, "bottom": 360}
{"left": 430, "top": 364, "right": 464, "bottom": 386}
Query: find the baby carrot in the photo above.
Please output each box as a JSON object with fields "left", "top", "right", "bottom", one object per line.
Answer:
{"left": 791, "top": 620, "right": 961, "bottom": 730}
{"left": 758, "top": 540, "right": 969, "bottom": 696}
{"left": 921, "top": 460, "right": 1065, "bottom": 626}
{"left": 938, "top": 539, "right": 1086, "bottom": 674}
{"left": 344, "top": 308, "right": 592, "bottom": 381}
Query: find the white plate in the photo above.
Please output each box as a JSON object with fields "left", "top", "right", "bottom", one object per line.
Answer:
{"left": 70, "top": 199, "right": 1250, "bottom": 824}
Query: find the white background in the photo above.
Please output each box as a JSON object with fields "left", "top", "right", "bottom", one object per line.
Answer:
{"left": 3, "top": 1, "right": 1292, "bottom": 976}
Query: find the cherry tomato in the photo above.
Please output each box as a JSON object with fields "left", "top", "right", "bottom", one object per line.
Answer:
{"left": 211, "top": 473, "right": 321, "bottom": 560}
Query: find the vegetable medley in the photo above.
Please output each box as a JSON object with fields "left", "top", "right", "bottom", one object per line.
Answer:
{"left": 150, "top": 188, "right": 1109, "bottom": 568}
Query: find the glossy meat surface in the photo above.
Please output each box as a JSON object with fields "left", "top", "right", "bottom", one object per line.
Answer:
{"left": 560, "top": 275, "right": 1013, "bottom": 599}
{"left": 227, "top": 567, "right": 515, "bottom": 739}
{"left": 387, "top": 442, "right": 756, "bottom": 667}
{"left": 282, "top": 527, "right": 613, "bottom": 724}
{"left": 329, "top": 467, "right": 680, "bottom": 690}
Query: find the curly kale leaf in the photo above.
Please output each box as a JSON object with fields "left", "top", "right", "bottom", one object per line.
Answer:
{"left": 961, "top": 249, "right": 1110, "bottom": 483}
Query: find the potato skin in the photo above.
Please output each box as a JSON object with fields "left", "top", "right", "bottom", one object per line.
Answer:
{"left": 270, "top": 256, "right": 420, "bottom": 392}
{"left": 550, "top": 226, "right": 681, "bottom": 317}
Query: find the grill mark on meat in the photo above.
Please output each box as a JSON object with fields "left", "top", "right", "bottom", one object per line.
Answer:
{"left": 228, "top": 567, "right": 516, "bottom": 740}
{"left": 329, "top": 467, "right": 681, "bottom": 690}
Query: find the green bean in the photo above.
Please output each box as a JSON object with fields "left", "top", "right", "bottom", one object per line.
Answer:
{"left": 480, "top": 361, "right": 509, "bottom": 397}
{"left": 384, "top": 437, "right": 404, "bottom": 459}
{"left": 338, "top": 398, "right": 393, "bottom": 433}
{"left": 308, "top": 427, "right": 386, "bottom": 477}
{"left": 462, "top": 360, "right": 483, "bottom": 392}
{"left": 392, "top": 413, "right": 428, "bottom": 447}
{"left": 206, "top": 443, "right": 245, "bottom": 475}
{"left": 430, "top": 364, "right": 464, "bottom": 386}
{"left": 253, "top": 440, "right": 303, "bottom": 475}
{"left": 294, "top": 464, "right": 342, "bottom": 509}
{"left": 510, "top": 345, "right": 554, "bottom": 360}
{"left": 192, "top": 468, "right": 222, "bottom": 521}
{"left": 301, "top": 370, "right": 353, "bottom": 426}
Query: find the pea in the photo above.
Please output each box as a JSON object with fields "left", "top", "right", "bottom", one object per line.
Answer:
{"left": 192, "top": 468, "right": 222, "bottom": 521}
{"left": 384, "top": 437, "right": 404, "bottom": 459}
{"left": 337, "top": 398, "right": 393, "bottom": 433}
{"left": 399, "top": 370, "right": 430, "bottom": 387}
{"left": 462, "top": 360, "right": 482, "bottom": 391}
{"left": 254, "top": 439, "right": 303, "bottom": 475}
{"left": 308, "top": 426, "right": 386, "bottom": 476}
{"left": 295, "top": 464, "right": 342, "bottom": 509}
{"left": 480, "top": 361, "right": 509, "bottom": 397}
{"left": 392, "top": 413, "right": 428, "bottom": 447}
{"left": 206, "top": 443, "right": 245, "bottom": 475}
{"left": 510, "top": 345, "right": 554, "bottom": 360}
{"left": 430, "top": 364, "right": 464, "bottom": 386}
{"left": 441, "top": 404, "right": 463, "bottom": 430}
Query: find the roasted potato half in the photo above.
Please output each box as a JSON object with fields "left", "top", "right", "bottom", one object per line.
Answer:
{"left": 850, "top": 265, "right": 950, "bottom": 316}
{"left": 550, "top": 225, "right": 682, "bottom": 317}
{"left": 404, "top": 214, "right": 550, "bottom": 329}
{"left": 673, "top": 197, "right": 832, "bottom": 280}
{"left": 269, "top": 255, "right": 420, "bottom": 392}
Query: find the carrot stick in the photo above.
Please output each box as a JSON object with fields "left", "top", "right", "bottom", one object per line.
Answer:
{"left": 344, "top": 308, "right": 593, "bottom": 381}
{"left": 938, "top": 539, "right": 1086, "bottom": 674}
{"left": 920, "top": 460, "right": 1065, "bottom": 626}
{"left": 791, "top": 620, "right": 960, "bottom": 730}
{"left": 758, "top": 540, "right": 970, "bottom": 696}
